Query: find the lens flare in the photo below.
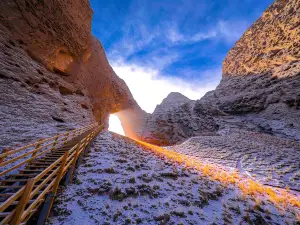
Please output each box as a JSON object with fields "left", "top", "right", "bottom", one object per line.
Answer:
{"left": 108, "top": 114, "right": 125, "bottom": 135}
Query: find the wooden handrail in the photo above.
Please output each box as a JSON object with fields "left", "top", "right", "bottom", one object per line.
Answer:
{"left": 0, "top": 123, "right": 104, "bottom": 225}
{"left": 0, "top": 123, "right": 97, "bottom": 159}
{"left": 0, "top": 123, "right": 98, "bottom": 177}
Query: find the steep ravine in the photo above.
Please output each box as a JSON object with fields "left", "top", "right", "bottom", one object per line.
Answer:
{"left": 134, "top": 0, "right": 300, "bottom": 146}
{"left": 0, "top": 0, "right": 144, "bottom": 148}
{"left": 1, "top": 0, "right": 299, "bottom": 149}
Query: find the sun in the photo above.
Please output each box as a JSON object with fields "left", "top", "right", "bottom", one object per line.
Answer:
{"left": 108, "top": 114, "right": 125, "bottom": 135}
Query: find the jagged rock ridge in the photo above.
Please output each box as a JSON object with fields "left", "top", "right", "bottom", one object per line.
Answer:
{"left": 133, "top": 0, "right": 300, "bottom": 145}
{"left": 153, "top": 92, "right": 191, "bottom": 114}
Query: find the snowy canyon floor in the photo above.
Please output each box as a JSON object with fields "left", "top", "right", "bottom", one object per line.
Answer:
{"left": 47, "top": 132, "right": 299, "bottom": 225}
{"left": 169, "top": 128, "right": 300, "bottom": 191}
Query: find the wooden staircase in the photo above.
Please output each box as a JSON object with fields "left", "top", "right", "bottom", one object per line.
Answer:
{"left": 0, "top": 123, "right": 104, "bottom": 225}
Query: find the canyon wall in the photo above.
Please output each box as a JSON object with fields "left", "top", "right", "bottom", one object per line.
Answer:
{"left": 0, "top": 0, "right": 143, "bottom": 148}
{"left": 204, "top": 0, "right": 299, "bottom": 120}
{"left": 1, "top": 0, "right": 299, "bottom": 148}
{"left": 137, "top": 0, "right": 300, "bottom": 145}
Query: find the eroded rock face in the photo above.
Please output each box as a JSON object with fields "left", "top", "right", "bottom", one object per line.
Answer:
{"left": 0, "top": 0, "right": 143, "bottom": 148}
{"left": 136, "top": 93, "right": 219, "bottom": 145}
{"left": 136, "top": 0, "right": 300, "bottom": 145}
{"left": 0, "top": 29, "right": 94, "bottom": 147}
{"left": 206, "top": 0, "right": 300, "bottom": 124}
{"left": 0, "top": 0, "right": 92, "bottom": 73}
{"left": 223, "top": 0, "right": 299, "bottom": 77}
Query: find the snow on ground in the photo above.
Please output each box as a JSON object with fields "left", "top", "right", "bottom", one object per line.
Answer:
{"left": 47, "top": 131, "right": 298, "bottom": 225}
{"left": 168, "top": 129, "right": 300, "bottom": 191}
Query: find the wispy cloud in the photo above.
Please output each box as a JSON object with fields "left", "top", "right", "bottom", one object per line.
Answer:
{"left": 111, "top": 61, "right": 221, "bottom": 113}
{"left": 217, "top": 20, "right": 250, "bottom": 43}
{"left": 166, "top": 19, "right": 249, "bottom": 45}
{"left": 90, "top": 0, "right": 271, "bottom": 112}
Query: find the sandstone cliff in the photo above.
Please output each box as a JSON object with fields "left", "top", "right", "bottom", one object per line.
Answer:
{"left": 0, "top": 0, "right": 143, "bottom": 148}
{"left": 223, "top": 0, "right": 299, "bottom": 77}
{"left": 137, "top": 0, "right": 300, "bottom": 145}
{"left": 135, "top": 93, "right": 219, "bottom": 145}
{"left": 204, "top": 0, "right": 299, "bottom": 123}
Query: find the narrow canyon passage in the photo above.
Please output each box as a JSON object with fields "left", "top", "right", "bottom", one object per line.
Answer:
{"left": 47, "top": 132, "right": 299, "bottom": 225}
{"left": 108, "top": 114, "right": 125, "bottom": 136}
{"left": 0, "top": 0, "right": 299, "bottom": 224}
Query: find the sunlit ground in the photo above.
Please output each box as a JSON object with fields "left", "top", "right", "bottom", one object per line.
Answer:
{"left": 133, "top": 139, "right": 300, "bottom": 217}
{"left": 108, "top": 114, "right": 125, "bottom": 135}
{"left": 107, "top": 115, "right": 300, "bottom": 218}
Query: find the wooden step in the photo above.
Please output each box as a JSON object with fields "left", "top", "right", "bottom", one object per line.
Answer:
{"left": 26, "top": 165, "right": 55, "bottom": 169}
{"left": 20, "top": 169, "right": 55, "bottom": 173}
{"left": 0, "top": 179, "right": 28, "bottom": 183}
{"left": 10, "top": 199, "right": 35, "bottom": 206}
{"left": 0, "top": 212, "right": 10, "bottom": 217}
{"left": 20, "top": 169, "right": 44, "bottom": 173}
{"left": 12, "top": 173, "right": 39, "bottom": 177}
{"left": 0, "top": 185, "right": 24, "bottom": 189}
{"left": 0, "top": 191, "right": 43, "bottom": 198}
{"left": 43, "top": 156, "right": 61, "bottom": 159}
{"left": 0, "top": 185, "right": 37, "bottom": 189}
{"left": 36, "top": 159, "right": 57, "bottom": 163}
{"left": 30, "top": 162, "right": 53, "bottom": 165}
{"left": 0, "top": 193, "right": 18, "bottom": 197}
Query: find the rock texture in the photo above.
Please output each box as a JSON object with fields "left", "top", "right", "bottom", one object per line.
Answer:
{"left": 135, "top": 0, "right": 300, "bottom": 145}
{"left": 223, "top": 0, "right": 299, "bottom": 77}
{"left": 1, "top": 0, "right": 299, "bottom": 149}
{"left": 137, "top": 93, "right": 219, "bottom": 145}
{"left": 0, "top": 0, "right": 143, "bottom": 148}
{"left": 47, "top": 132, "right": 299, "bottom": 225}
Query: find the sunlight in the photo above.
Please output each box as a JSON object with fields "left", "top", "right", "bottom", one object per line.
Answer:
{"left": 108, "top": 114, "right": 125, "bottom": 135}
{"left": 133, "top": 139, "right": 300, "bottom": 211}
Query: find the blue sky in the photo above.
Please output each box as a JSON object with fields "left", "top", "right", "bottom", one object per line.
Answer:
{"left": 90, "top": 0, "right": 273, "bottom": 113}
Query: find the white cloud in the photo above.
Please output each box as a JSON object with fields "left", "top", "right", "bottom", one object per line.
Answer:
{"left": 167, "top": 27, "right": 218, "bottom": 44}
{"left": 190, "top": 30, "right": 218, "bottom": 42}
{"left": 112, "top": 61, "right": 221, "bottom": 113}
{"left": 166, "top": 19, "right": 249, "bottom": 45}
{"left": 168, "top": 28, "right": 185, "bottom": 43}
{"left": 217, "top": 20, "right": 249, "bottom": 43}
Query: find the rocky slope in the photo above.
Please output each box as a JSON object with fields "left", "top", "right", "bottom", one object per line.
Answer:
{"left": 136, "top": 0, "right": 300, "bottom": 146}
{"left": 47, "top": 132, "right": 299, "bottom": 225}
{"left": 223, "top": 0, "right": 299, "bottom": 77}
{"left": 152, "top": 92, "right": 191, "bottom": 115}
{"left": 169, "top": 128, "right": 300, "bottom": 191}
{"left": 0, "top": 0, "right": 143, "bottom": 148}
{"left": 137, "top": 93, "right": 220, "bottom": 145}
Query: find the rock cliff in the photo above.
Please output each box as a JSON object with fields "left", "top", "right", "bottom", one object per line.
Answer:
{"left": 136, "top": 93, "right": 219, "bottom": 145}
{"left": 1, "top": 0, "right": 299, "bottom": 148}
{"left": 136, "top": 0, "right": 300, "bottom": 145}
{"left": 0, "top": 0, "right": 143, "bottom": 148}
{"left": 203, "top": 0, "right": 299, "bottom": 126}
{"left": 223, "top": 0, "right": 299, "bottom": 77}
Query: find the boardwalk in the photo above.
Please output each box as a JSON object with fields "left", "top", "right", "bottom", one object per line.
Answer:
{"left": 0, "top": 123, "right": 103, "bottom": 225}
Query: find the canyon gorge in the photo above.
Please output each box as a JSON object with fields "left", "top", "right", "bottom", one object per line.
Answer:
{"left": 0, "top": 0, "right": 299, "bottom": 224}
{"left": 1, "top": 0, "right": 299, "bottom": 148}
